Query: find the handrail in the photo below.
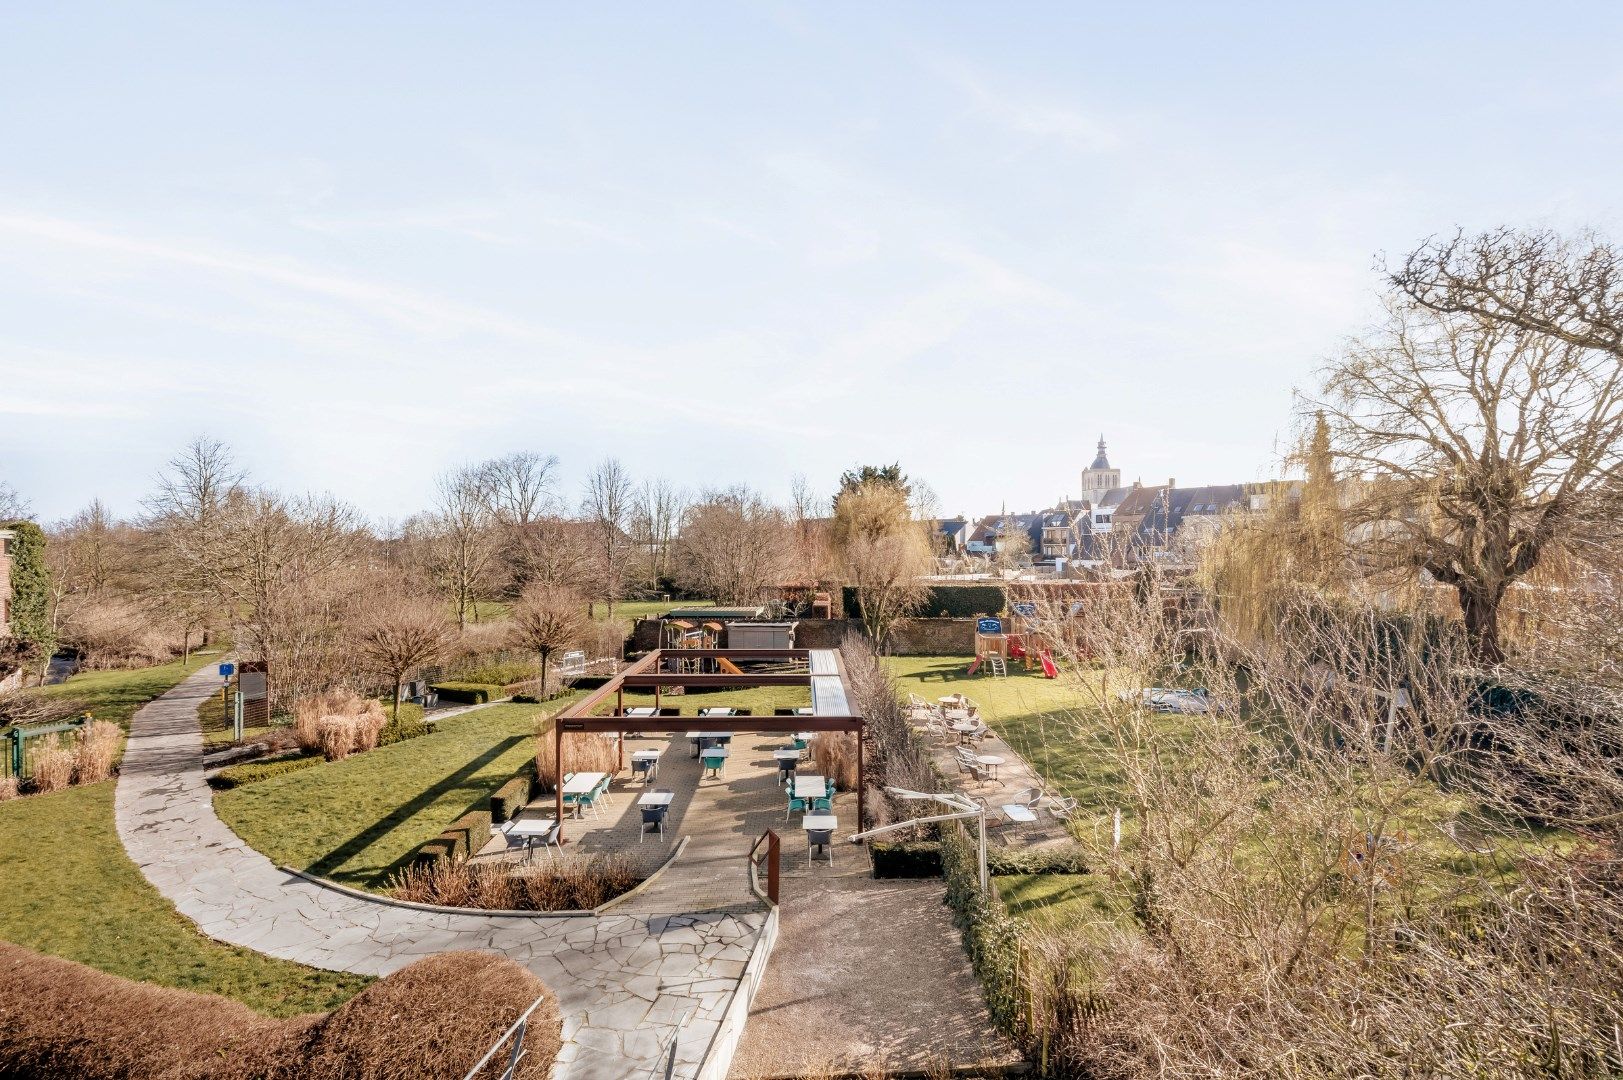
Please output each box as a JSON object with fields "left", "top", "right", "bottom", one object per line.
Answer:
{"left": 747, "top": 828, "right": 780, "bottom": 905}
{"left": 462, "top": 994, "right": 546, "bottom": 1080}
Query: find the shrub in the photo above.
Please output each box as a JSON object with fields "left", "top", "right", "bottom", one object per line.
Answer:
{"left": 452, "top": 660, "right": 537, "bottom": 686}
{"left": 491, "top": 774, "right": 532, "bottom": 823}
{"left": 391, "top": 855, "right": 642, "bottom": 911}
{"left": 29, "top": 745, "right": 75, "bottom": 794}
{"left": 411, "top": 809, "right": 493, "bottom": 868}
{"left": 430, "top": 681, "right": 504, "bottom": 704}
{"left": 870, "top": 840, "right": 944, "bottom": 878}
{"left": 533, "top": 727, "right": 618, "bottom": 792}
{"left": 73, "top": 719, "right": 122, "bottom": 784}
{"left": 295, "top": 690, "right": 387, "bottom": 761}
{"left": 987, "top": 844, "right": 1089, "bottom": 876}
{"left": 0, "top": 940, "right": 562, "bottom": 1079}
{"left": 843, "top": 583, "right": 1006, "bottom": 620}
{"left": 207, "top": 753, "right": 322, "bottom": 790}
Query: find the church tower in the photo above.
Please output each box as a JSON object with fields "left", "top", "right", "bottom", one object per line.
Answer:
{"left": 1080, "top": 435, "right": 1121, "bottom": 506}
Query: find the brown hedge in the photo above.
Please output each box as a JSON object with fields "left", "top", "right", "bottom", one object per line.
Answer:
{"left": 0, "top": 942, "right": 562, "bottom": 1079}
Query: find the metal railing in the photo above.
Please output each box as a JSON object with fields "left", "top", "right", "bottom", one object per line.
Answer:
{"left": 747, "top": 828, "right": 780, "bottom": 905}
{"left": 462, "top": 995, "right": 546, "bottom": 1080}
{"left": 4, "top": 716, "right": 88, "bottom": 780}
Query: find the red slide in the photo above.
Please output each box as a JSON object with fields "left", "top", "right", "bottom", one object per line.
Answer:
{"left": 1038, "top": 650, "right": 1058, "bottom": 679}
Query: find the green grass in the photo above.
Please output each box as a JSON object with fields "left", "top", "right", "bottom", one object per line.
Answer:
{"left": 996, "top": 873, "right": 1124, "bottom": 932}
{"left": 216, "top": 698, "right": 577, "bottom": 888}
{"left": 0, "top": 781, "right": 367, "bottom": 1015}
{"left": 596, "top": 599, "right": 711, "bottom": 621}
{"left": 26, "top": 649, "right": 228, "bottom": 730}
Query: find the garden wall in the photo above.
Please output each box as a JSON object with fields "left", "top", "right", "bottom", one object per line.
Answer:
{"left": 631, "top": 617, "right": 979, "bottom": 656}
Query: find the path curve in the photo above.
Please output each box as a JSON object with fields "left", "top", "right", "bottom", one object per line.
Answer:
{"left": 114, "top": 665, "right": 767, "bottom": 1080}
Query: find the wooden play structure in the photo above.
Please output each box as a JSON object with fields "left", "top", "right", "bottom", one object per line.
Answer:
{"left": 968, "top": 615, "right": 1058, "bottom": 679}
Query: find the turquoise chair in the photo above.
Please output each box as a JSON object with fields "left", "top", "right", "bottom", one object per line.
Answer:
{"left": 785, "top": 791, "right": 808, "bottom": 821}
{"left": 812, "top": 795, "right": 833, "bottom": 814}
{"left": 701, "top": 751, "right": 726, "bottom": 779}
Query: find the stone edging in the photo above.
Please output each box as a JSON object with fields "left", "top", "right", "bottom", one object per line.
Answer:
{"left": 277, "top": 835, "right": 691, "bottom": 919}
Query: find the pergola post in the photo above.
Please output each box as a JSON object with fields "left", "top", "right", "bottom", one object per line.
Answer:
{"left": 855, "top": 728, "right": 865, "bottom": 835}
{"left": 554, "top": 721, "right": 565, "bottom": 842}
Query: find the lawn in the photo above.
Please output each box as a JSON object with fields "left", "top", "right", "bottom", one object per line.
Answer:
{"left": 0, "top": 781, "right": 367, "bottom": 1016}
{"left": 216, "top": 699, "right": 575, "bottom": 888}
{"left": 26, "top": 648, "right": 228, "bottom": 730}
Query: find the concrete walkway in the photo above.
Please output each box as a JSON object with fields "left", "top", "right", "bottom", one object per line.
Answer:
{"left": 114, "top": 666, "right": 770, "bottom": 1080}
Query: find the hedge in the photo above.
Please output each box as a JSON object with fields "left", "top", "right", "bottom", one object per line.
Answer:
{"left": 412, "top": 809, "right": 493, "bottom": 868}
{"left": 988, "top": 844, "right": 1090, "bottom": 876}
{"left": 207, "top": 754, "right": 321, "bottom": 790}
{"left": 870, "top": 840, "right": 944, "bottom": 878}
{"left": 428, "top": 682, "right": 504, "bottom": 705}
{"left": 490, "top": 775, "right": 532, "bottom": 823}
{"left": 0, "top": 941, "right": 562, "bottom": 1080}
{"left": 842, "top": 584, "right": 1007, "bottom": 621}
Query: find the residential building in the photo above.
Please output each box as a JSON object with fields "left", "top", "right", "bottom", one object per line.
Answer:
{"left": 0, "top": 527, "right": 13, "bottom": 637}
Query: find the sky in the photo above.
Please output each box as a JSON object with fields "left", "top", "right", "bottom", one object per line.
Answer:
{"left": 2, "top": 2, "right": 1620, "bottom": 525}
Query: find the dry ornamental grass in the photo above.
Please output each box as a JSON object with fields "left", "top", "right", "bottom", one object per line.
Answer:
{"left": 391, "top": 855, "right": 642, "bottom": 911}
{"left": 534, "top": 728, "right": 618, "bottom": 791}
{"left": 73, "top": 720, "right": 122, "bottom": 785}
{"left": 29, "top": 745, "right": 76, "bottom": 794}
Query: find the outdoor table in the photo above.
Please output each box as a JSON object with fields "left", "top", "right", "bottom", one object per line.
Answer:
{"left": 951, "top": 719, "right": 979, "bottom": 743}
{"left": 791, "top": 775, "right": 828, "bottom": 800}
{"left": 699, "top": 707, "right": 737, "bottom": 717}
{"left": 685, "top": 730, "right": 733, "bottom": 756}
{"left": 699, "top": 746, "right": 730, "bottom": 778}
{"left": 975, "top": 754, "right": 1006, "bottom": 782}
{"left": 637, "top": 791, "right": 675, "bottom": 807}
{"left": 624, "top": 707, "right": 656, "bottom": 717}
{"left": 631, "top": 749, "right": 661, "bottom": 783}
{"left": 562, "top": 771, "right": 608, "bottom": 816}
{"left": 999, "top": 803, "right": 1038, "bottom": 824}
{"left": 945, "top": 709, "right": 970, "bottom": 722}
{"left": 503, "top": 816, "right": 558, "bottom": 861}
{"left": 772, "top": 748, "right": 802, "bottom": 763}
{"left": 794, "top": 707, "right": 814, "bottom": 716}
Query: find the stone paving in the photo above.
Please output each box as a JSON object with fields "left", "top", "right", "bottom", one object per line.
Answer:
{"left": 114, "top": 665, "right": 771, "bottom": 1080}
{"left": 915, "top": 699, "right": 1075, "bottom": 849}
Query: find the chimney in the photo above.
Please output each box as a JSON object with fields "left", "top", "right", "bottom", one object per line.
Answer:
{"left": 1168, "top": 477, "right": 1176, "bottom": 489}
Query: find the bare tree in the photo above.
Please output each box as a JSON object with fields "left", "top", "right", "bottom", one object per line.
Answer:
{"left": 671, "top": 487, "right": 795, "bottom": 605}
{"left": 477, "top": 450, "right": 559, "bottom": 595}
{"left": 0, "top": 478, "right": 30, "bottom": 522}
{"left": 1305, "top": 290, "right": 1623, "bottom": 663}
{"left": 581, "top": 458, "right": 634, "bottom": 619}
{"left": 421, "top": 465, "right": 500, "bottom": 630}
{"left": 628, "top": 477, "right": 685, "bottom": 589}
{"left": 789, "top": 473, "right": 831, "bottom": 582}
{"left": 143, "top": 436, "right": 244, "bottom": 628}
{"left": 352, "top": 587, "right": 456, "bottom": 724}
{"left": 507, "top": 584, "right": 586, "bottom": 695}
{"left": 831, "top": 480, "right": 932, "bottom": 649}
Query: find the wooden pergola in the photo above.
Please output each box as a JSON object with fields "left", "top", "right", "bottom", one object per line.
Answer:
{"left": 549, "top": 647, "right": 865, "bottom": 841}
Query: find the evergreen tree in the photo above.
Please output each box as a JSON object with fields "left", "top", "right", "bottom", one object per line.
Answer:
{"left": 5, "top": 520, "right": 54, "bottom": 659}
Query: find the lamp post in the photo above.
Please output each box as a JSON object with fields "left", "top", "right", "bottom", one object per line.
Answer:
{"left": 847, "top": 786, "right": 988, "bottom": 893}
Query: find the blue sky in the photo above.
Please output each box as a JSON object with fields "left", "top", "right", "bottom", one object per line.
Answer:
{"left": 2, "top": 3, "right": 1620, "bottom": 524}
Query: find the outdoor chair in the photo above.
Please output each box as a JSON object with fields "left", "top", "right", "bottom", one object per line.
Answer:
{"left": 806, "top": 826, "right": 835, "bottom": 867}
{"left": 1042, "top": 795, "right": 1079, "bottom": 820}
{"left": 777, "top": 759, "right": 796, "bottom": 786}
{"left": 786, "top": 791, "right": 809, "bottom": 821}
{"left": 956, "top": 747, "right": 991, "bottom": 783}
{"left": 811, "top": 795, "right": 833, "bottom": 814}
{"left": 631, "top": 757, "right": 655, "bottom": 783}
{"left": 492, "top": 820, "right": 559, "bottom": 864}
{"left": 701, "top": 751, "right": 726, "bottom": 779}
{"left": 640, "top": 805, "right": 668, "bottom": 843}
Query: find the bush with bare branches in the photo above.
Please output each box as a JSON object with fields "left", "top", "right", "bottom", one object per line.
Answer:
{"left": 390, "top": 855, "right": 641, "bottom": 911}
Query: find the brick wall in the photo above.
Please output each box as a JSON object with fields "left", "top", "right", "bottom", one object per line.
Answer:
{"left": 629, "top": 616, "right": 978, "bottom": 656}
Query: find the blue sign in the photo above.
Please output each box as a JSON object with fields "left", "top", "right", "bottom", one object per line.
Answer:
{"left": 218, "top": 662, "right": 235, "bottom": 678}
{"left": 976, "top": 617, "right": 1003, "bottom": 634}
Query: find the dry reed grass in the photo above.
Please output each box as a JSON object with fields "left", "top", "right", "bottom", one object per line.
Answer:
{"left": 391, "top": 854, "right": 642, "bottom": 911}
{"left": 29, "top": 745, "right": 75, "bottom": 794}
{"left": 294, "top": 689, "right": 387, "bottom": 761}
{"left": 533, "top": 728, "right": 619, "bottom": 791}
{"left": 0, "top": 777, "right": 18, "bottom": 801}
{"left": 809, "top": 731, "right": 857, "bottom": 790}
{"left": 0, "top": 940, "right": 562, "bottom": 1079}
{"left": 73, "top": 720, "right": 122, "bottom": 785}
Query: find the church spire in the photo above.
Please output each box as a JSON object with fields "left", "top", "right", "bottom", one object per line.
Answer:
{"left": 1089, "top": 435, "right": 1110, "bottom": 471}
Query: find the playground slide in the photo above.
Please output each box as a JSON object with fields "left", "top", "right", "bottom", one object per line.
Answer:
{"left": 1038, "top": 650, "right": 1058, "bottom": 679}
{"left": 716, "top": 657, "right": 745, "bottom": 675}
{"left": 966, "top": 658, "right": 983, "bottom": 676}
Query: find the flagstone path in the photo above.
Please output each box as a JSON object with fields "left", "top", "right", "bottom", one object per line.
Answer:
{"left": 114, "top": 665, "right": 769, "bottom": 1080}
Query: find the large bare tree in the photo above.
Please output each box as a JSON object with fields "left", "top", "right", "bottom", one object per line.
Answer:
{"left": 629, "top": 477, "right": 685, "bottom": 589}
{"left": 477, "top": 450, "right": 560, "bottom": 594}
{"left": 831, "top": 480, "right": 932, "bottom": 649}
{"left": 671, "top": 487, "right": 794, "bottom": 605}
{"left": 352, "top": 587, "right": 456, "bottom": 724}
{"left": 1307, "top": 285, "right": 1623, "bottom": 662}
{"left": 581, "top": 457, "right": 634, "bottom": 619}
{"left": 421, "top": 465, "right": 499, "bottom": 630}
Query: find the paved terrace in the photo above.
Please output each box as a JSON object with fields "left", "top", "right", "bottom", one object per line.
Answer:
{"left": 115, "top": 666, "right": 769, "bottom": 1080}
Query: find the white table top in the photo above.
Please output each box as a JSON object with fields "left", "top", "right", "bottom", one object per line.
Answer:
{"left": 562, "top": 771, "right": 608, "bottom": 795}
{"left": 624, "top": 707, "right": 656, "bottom": 717}
{"left": 938, "top": 696, "right": 963, "bottom": 705}
{"left": 699, "top": 708, "right": 736, "bottom": 716}
{"left": 951, "top": 719, "right": 978, "bottom": 731}
{"left": 698, "top": 747, "right": 730, "bottom": 758}
{"left": 802, "top": 814, "right": 838, "bottom": 831}
{"left": 999, "top": 804, "right": 1038, "bottom": 824}
{"left": 772, "top": 748, "right": 802, "bottom": 761}
{"left": 685, "top": 730, "right": 733, "bottom": 740}
{"left": 975, "top": 755, "right": 1005, "bottom": 766}
{"left": 504, "top": 817, "right": 558, "bottom": 836}
{"left": 795, "top": 707, "right": 815, "bottom": 715}
{"left": 638, "top": 791, "right": 675, "bottom": 807}
{"left": 631, "top": 749, "right": 661, "bottom": 760}
{"left": 792, "top": 776, "right": 828, "bottom": 798}
{"left": 794, "top": 732, "right": 816, "bottom": 742}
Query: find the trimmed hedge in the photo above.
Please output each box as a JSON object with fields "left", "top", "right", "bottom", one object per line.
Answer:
{"left": 428, "top": 682, "right": 503, "bottom": 705}
{"left": 843, "top": 584, "right": 1007, "bottom": 621}
{"left": 988, "top": 844, "right": 1089, "bottom": 876}
{"left": 207, "top": 754, "right": 321, "bottom": 790}
{"left": 870, "top": 840, "right": 944, "bottom": 878}
{"left": 490, "top": 775, "right": 532, "bottom": 823}
{"left": 412, "top": 809, "right": 493, "bottom": 868}
{"left": 0, "top": 941, "right": 562, "bottom": 1080}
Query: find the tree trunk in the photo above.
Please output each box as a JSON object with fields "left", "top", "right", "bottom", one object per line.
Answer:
{"left": 392, "top": 680, "right": 402, "bottom": 727}
{"left": 539, "top": 651, "right": 550, "bottom": 701}
{"left": 1458, "top": 585, "right": 1506, "bottom": 664}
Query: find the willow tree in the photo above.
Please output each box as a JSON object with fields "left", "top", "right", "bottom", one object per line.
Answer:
{"left": 1306, "top": 275, "right": 1623, "bottom": 663}
{"left": 832, "top": 480, "right": 931, "bottom": 650}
